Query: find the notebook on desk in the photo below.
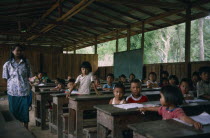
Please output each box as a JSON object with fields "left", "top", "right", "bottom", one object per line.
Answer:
{"left": 173, "top": 112, "right": 210, "bottom": 126}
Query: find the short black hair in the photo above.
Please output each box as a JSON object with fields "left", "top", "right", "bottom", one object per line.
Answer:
{"left": 120, "top": 74, "right": 126, "bottom": 78}
{"left": 148, "top": 72, "right": 157, "bottom": 78}
{"left": 130, "top": 79, "right": 141, "bottom": 84}
{"left": 58, "top": 79, "right": 65, "bottom": 86}
{"left": 68, "top": 78, "right": 75, "bottom": 83}
{"left": 129, "top": 73, "right": 135, "bottom": 78}
{"left": 114, "top": 83, "right": 125, "bottom": 93}
{"left": 107, "top": 73, "right": 114, "bottom": 79}
{"left": 169, "top": 75, "right": 179, "bottom": 85}
{"left": 161, "top": 71, "right": 169, "bottom": 77}
{"left": 199, "top": 66, "right": 210, "bottom": 75}
{"left": 192, "top": 71, "right": 199, "bottom": 77}
{"left": 161, "top": 85, "right": 184, "bottom": 106}
{"left": 180, "top": 78, "right": 192, "bottom": 89}
{"left": 80, "top": 61, "right": 92, "bottom": 72}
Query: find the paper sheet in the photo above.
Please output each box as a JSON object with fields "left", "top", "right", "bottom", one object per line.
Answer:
{"left": 185, "top": 99, "right": 208, "bottom": 103}
{"left": 173, "top": 112, "right": 210, "bottom": 126}
{"left": 113, "top": 103, "right": 158, "bottom": 110}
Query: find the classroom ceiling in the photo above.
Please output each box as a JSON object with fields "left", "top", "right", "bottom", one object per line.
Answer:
{"left": 0, "top": 0, "right": 210, "bottom": 50}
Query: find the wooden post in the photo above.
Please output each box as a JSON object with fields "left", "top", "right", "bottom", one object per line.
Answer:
{"left": 74, "top": 45, "right": 76, "bottom": 54}
{"left": 185, "top": 5, "right": 191, "bottom": 78}
{"left": 141, "top": 21, "right": 145, "bottom": 64}
{"left": 116, "top": 30, "right": 119, "bottom": 52}
{"left": 95, "top": 36, "right": 97, "bottom": 54}
{"left": 185, "top": 5, "right": 191, "bottom": 63}
{"left": 127, "top": 26, "right": 131, "bottom": 51}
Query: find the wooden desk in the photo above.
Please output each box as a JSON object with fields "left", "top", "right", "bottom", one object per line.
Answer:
{"left": 31, "top": 83, "right": 55, "bottom": 107}
{"left": 50, "top": 93, "right": 69, "bottom": 138}
{"left": 128, "top": 119, "right": 210, "bottom": 138}
{"left": 34, "top": 90, "right": 64, "bottom": 130}
{"left": 68, "top": 94, "right": 115, "bottom": 138}
{"left": 95, "top": 101, "right": 210, "bottom": 138}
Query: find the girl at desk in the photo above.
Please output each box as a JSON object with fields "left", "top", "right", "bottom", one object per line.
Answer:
{"left": 66, "top": 61, "right": 100, "bottom": 97}
{"left": 109, "top": 83, "right": 126, "bottom": 104}
{"left": 139, "top": 85, "right": 202, "bottom": 129}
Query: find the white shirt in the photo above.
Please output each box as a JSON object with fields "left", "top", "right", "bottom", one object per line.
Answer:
{"left": 75, "top": 72, "right": 94, "bottom": 94}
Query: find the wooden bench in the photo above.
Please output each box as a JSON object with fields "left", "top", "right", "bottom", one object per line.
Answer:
{"left": 83, "top": 127, "right": 97, "bottom": 138}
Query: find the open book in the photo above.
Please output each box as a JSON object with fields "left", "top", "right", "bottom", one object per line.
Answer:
{"left": 113, "top": 103, "right": 158, "bottom": 110}
{"left": 173, "top": 112, "right": 210, "bottom": 126}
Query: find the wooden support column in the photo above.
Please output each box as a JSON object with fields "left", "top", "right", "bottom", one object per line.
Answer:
{"left": 127, "top": 26, "right": 131, "bottom": 51}
{"left": 74, "top": 45, "right": 76, "bottom": 54}
{"left": 141, "top": 21, "right": 145, "bottom": 64}
{"left": 185, "top": 5, "right": 191, "bottom": 63}
{"left": 95, "top": 36, "right": 98, "bottom": 54}
{"left": 185, "top": 5, "right": 192, "bottom": 78}
{"left": 116, "top": 30, "right": 119, "bottom": 52}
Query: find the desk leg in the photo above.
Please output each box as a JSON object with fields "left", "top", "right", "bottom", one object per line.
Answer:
{"left": 112, "top": 119, "right": 123, "bottom": 138}
{"left": 40, "top": 97, "right": 47, "bottom": 129}
{"left": 97, "top": 123, "right": 108, "bottom": 138}
{"left": 68, "top": 108, "right": 76, "bottom": 136}
{"left": 35, "top": 98, "right": 40, "bottom": 126}
{"left": 76, "top": 110, "right": 83, "bottom": 138}
{"left": 57, "top": 102, "right": 63, "bottom": 138}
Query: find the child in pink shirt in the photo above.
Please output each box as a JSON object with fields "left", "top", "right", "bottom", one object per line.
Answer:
{"left": 139, "top": 85, "right": 202, "bottom": 129}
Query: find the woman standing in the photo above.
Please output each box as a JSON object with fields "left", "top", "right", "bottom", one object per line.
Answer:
{"left": 2, "top": 45, "right": 32, "bottom": 129}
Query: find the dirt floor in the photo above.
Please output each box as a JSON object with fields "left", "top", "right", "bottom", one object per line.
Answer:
{"left": 0, "top": 95, "right": 57, "bottom": 138}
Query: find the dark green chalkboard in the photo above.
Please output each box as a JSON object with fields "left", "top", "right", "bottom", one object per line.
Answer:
{"left": 114, "top": 49, "right": 143, "bottom": 79}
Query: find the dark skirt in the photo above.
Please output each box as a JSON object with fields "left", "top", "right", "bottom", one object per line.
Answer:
{"left": 8, "top": 95, "right": 29, "bottom": 123}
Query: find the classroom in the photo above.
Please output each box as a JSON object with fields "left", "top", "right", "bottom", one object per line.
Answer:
{"left": 0, "top": 0, "right": 210, "bottom": 138}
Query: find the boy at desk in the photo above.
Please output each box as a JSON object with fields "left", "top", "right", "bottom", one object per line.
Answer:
{"left": 103, "top": 73, "right": 115, "bottom": 91}
{"left": 197, "top": 66, "right": 210, "bottom": 100}
{"left": 126, "top": 79, "right": 148, "bottom": 103}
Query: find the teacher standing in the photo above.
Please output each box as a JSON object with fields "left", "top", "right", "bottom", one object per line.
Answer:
{"left": 2, "top": 45, "right": 32, "bottom": 129}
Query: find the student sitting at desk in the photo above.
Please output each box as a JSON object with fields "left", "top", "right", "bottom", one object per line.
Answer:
{"left": 94, "top": 79, "right": 102, "bottom": 89}
{"left": 139, "top": 86, "right": 202, "bottom": 129}
{"left": 169, "top": 75, "right": 179, "bottom": 86}
{"left": 147, "top": 72, "right": 159, "bottom": 88}
{"left": 129, "top": 73, "right": 135, "bottom": 82}
{"left": 159, "top": 78, "right": 169, "bottom": 87}
{"left": 65, "top": 79, "right": 78, "bottom": 94}
{"left": 103, "top": 73, "right": 115, "bottom": 91}
{"left": 50, "top": 79, "right": 65, "bottom": 91}
{"left": 179, "top": 78, "right": 194, "bottom": 100}
{"left": 119, "top": 74, "right": 128, "bottom": 85}
{"left": 109, "top": 83, "right": 126, "bottom": 104}
{"left": 126, "top": 79, "right": 148, "bottom": 103}
{"left": 191, "top": 72, "right": 200, "bottom": 91}
{"left": 197, "top": 66, "right": 210, "bottom": 100}
{"left": 66, "top": 61, "right": 100, "bottom": 96}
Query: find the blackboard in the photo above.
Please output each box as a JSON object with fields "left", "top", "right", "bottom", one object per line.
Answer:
{"left": 114, "top": 49, "right": 143, "bottom": 80}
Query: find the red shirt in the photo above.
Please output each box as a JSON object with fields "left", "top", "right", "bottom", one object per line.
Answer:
{"left": 126, "top": 94, "right": 149, "bottom": 103}
{"left": 158, "top": 106, "right": 186, "bottom": 120}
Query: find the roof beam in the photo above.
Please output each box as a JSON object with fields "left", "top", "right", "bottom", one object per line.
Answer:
{"left": 95, "top": 0, "right": 185, "bottom": 9}
{"left": 27, "top": 0, "right": 95, "bottom": 41}
{"left": 27, "top": 0, "right": 65, "bottom": 32}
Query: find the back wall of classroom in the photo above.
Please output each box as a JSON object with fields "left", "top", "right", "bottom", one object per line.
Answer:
{"left": 0, "top": 46, "right": 98, "bottom": 92}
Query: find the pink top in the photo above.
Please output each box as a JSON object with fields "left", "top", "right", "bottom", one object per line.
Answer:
{"left": 158, "top": 106, "right": 186, "bottom": 120}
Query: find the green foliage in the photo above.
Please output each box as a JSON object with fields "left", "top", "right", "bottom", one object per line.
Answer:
{"left": 74, "top": 16, "right": 210, "bottom": 66}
